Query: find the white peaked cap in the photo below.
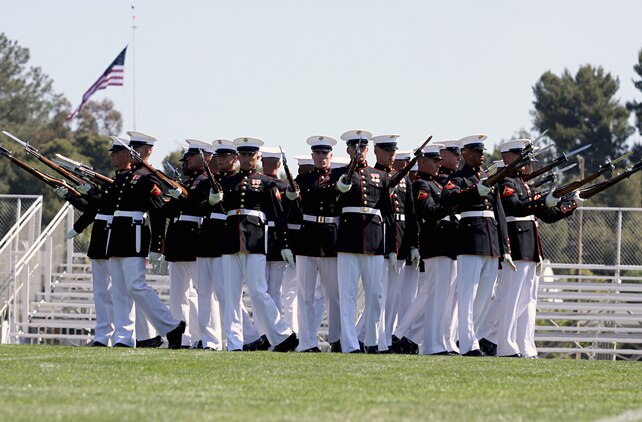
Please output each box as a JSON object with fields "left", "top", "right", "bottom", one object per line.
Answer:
{"left": 233, "top": 137, "right": 265, "bottom": 151}
{"left": 186, "top": 139, "right": 214, "bottom": 154}
{"left": 307, "top": 135, "right": 337, "bottom": 150}
{"left": 499, "top": 139, "right": 531, "bottom": 153}
{"left": 340, "top": 129, "right": 373, "bottom": 143}
{"left": 212, "top": 139, "right": 237, "bottom": 154}
{"left": 260, "top": 146, "right": 283, "bottom": 160}
{"left": 127, "top": 131, "right": 157, "bottom": 146}
{"left": 395, "top": 150, "right": 413, "bottom": 161}
{"left": 295, "top": 155, "right": 314, "bottom": 166}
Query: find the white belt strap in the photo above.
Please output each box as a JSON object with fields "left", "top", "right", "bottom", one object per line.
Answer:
{"left": 179, "top": 214, "right": 203, "bottom": 224}
{"left": 342, "top": 206, "right": 382, "bottom": 218}
{"left": 302, "top": 214, "right": 340, "bottom": 224}
{"left": 226, "top": 209, "right": 267, "bottom": 221}
{"left": 95, "top": 213, "right": 113, "bottom": 224}
{"left": 460, "top": 210, "right": 495, "bottom": 219}
{"left": 287, "top": 224, "right": 301, "bottom": 230}
{"left": 113, "top": 210, "right": 146, "bottom": 220}
{"left": 267, "top": 221, "right": 275, "bottom": 228}
{"left": 440, "top": 213, "right": 461, "bottom": 223}
{"left": 506, "top": 215, "right": 536, "bottom": 223}
{"left": 208, "top": 212, "right": 227, "bottom": 221}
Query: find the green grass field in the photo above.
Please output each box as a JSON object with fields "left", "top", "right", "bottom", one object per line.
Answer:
{"left": 1, "top": 346, "right": 641, "bottom": 421}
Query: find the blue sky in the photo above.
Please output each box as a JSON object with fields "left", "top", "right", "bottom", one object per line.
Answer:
{"left": 2, "top": 0, "right": 641, "bottom": 167}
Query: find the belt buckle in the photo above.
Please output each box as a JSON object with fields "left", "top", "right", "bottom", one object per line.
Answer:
{"left": 361, "top": 206, "right": 370, "bottom": 214}
{"left": 235, "top": 209, "right": 242, "bottom": 215}
{"left": 317, "top": 216, "right": 325, "bottom": 223}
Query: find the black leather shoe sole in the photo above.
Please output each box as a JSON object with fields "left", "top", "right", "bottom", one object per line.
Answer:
{"left": 463, "top": 349, "right": 486, "bottom": 357}
{"left": 300, "top": 347, "right": 321, "bottom": 353}
{"left": 136, "top": 335, "right": 163, "bottom": 348}
{"left": 166, "top": 321, "right": 186, "bottom": 349}
{"left": 113, "top": 343, "right": 131, "bottom": 348}
{"left": 273, "top": 333, "right": 299, "bottom": 352}
{"left": 90, "top": 341, "right": 107, "bottom": 347}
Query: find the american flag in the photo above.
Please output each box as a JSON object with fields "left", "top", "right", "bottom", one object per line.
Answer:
{"left": 66, "top": 46, "right": 127, "bottom": 120}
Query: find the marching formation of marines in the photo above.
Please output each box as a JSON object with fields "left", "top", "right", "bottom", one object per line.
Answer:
{"left": 4, "top": 127, "right": 640, "bottom": 356}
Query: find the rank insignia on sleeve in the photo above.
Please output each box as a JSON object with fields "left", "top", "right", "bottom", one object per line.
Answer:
{"left": 502, "top": 186, "right": 515, "bottom": 197}
{"left": 417, "top": 190, "right": 429, "bottom": 200}
{"left": 150, "top": 184, "right": 162, "bottom": 196}
{"left": 444, "top": 181, "right": 456, "bottom": 190}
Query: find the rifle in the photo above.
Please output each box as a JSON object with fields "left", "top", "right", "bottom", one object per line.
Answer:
{"left": 0, "top": 144, "right": 82, "bottom": 197}
{"left": 530, "top": 163, "right": 577, "bottom": 189}
{"left": 389, "top": 135, "right": 433, "bottom": 189}
{"left": 115, "top": 138, "right": 189, "bottom": 197}
{"left": 2, "top": 131, "right": 87, "bottom": 187}
{"left": 551, "top": 152, "right": 631, "bottom": 198}
{"left": 165, "top": 161, "right": 183, "bottom": 183}
{"left": 279, "top": 146, "right": 301, "bottom": 207}
{"left": 578, "top": 160, "right": 642, "bottom": 200}
{"left": 483, "top": 143, "right": 536, "bottom": 186}
{"left": 342, "top": 138, "right": 366, "bottom": 183}
{"left": 55, "top": 153, "right": 113, "bottom": 186}
{"left": 53, "top": 159, "right": 107, "bottom": 193}
{"left": 198, "top": 148, "right": 223, "bottom": 193}
{"left": 523, "top": 144, "right": 592, "bottom": 182}
{"left": 487, "top": 131, "right": 553, "bottom": 176}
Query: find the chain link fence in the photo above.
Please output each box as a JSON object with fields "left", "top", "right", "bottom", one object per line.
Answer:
{"left": 539, "top": 207, "right": 642, "bottom": 268}
{"left": 0, "top": 195, "right": 41, "bottom": 240}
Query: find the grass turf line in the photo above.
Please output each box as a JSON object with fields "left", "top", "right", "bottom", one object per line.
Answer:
{"left": 1, "top": 345, "right": 641, "bottom": 421}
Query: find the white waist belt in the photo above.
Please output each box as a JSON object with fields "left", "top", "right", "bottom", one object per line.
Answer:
{"left": 460, "top": 210, "right": 495, "bottom": 219}
{"left": 342, "top": 206, "right": 382, "bottom": 218}
{"left": 113, "top": 210, "right": 146, "bottom": 220}
{"left": 95, "top": 213, "right": 113, "bottom": 223}
{"left": 303, "top": 214, "right": 340, "bottom": 224}
{"left": 208, "top": 212, "right": 227, "bottom": 221}
{"left": 267, "top": 221, "right": 275, "bottom": 228}
{"left": 179, "top": 214, "right": 203, "bottom": 224}
{"left": 506, "top": 215, "right": 536, "bottom": 223}
{"left": 287, "top": 224, "right": 301, "bottom": 230}
{"left": 440, "top": 214, "right": 461, "bottom": 222}
{"left": 227, "top": 209, "right": 266, "bottom": 221}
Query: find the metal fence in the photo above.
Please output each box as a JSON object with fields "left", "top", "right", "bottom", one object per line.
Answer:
{"left": 0, "top": 195, "right": 41, "bottom": 240}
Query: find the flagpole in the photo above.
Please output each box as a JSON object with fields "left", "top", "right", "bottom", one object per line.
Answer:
{"left": 131, "top": 4, "right": 137, "bottom": 131}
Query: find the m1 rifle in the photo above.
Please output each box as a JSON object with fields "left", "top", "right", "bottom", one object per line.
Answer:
{"left": 523, "top": 144, "right": 592, "bottom": 182}
{"left": 279, "top": 146, "right": 301, "bottom": 207}
{"left": 530, "top": 163, "right": 577, "bottom": 189}
{"left": 198, "top": 147, "right": 223, "bottom": 193}
{"left": 0, "top": 144, "right": 82, "bottom": 197}
{"left": 55, "top": 153, "right": 113, "bottom": 187}
{"left": 389, "top": 135, "right": 433, "bottom": 189}
{"left": 115, "top": 138, "right": 188, "bottom": 197}
{"left": 2, "top": 131, "right": 87, "bottom": 186}
{"left": 550, "top": 152, "right": 631, "bottom": 198}
{"left": 342, "top": 138, "right": 366, "bottom": 184}
{"left": 578, "top": 160, "right": 642, "bottom": 200}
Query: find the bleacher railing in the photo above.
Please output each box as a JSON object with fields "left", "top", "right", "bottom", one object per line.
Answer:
{"left": 1, "top": 202, "right": 74, "bottom": 343}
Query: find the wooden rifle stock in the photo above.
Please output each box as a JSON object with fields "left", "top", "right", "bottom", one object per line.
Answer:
{"left": 198, "top": 148, "right": 223, "bottom": 193}
{"left": 389, "top": 135, "right": 433, "bottom": 189}
{"left": 579, "top": 161, "right": 642, "bottom": 200}
{"left": 552, "top": 161, "right": 614, "bottom": 198}
{"left": 484, "top": 144, "right": 533, "bottom": 186}
{"left": 131, "top": 152, "right": 189, "bottom": 196}
{"left": 523, "top": 155, "right": 568, "bottom": 182}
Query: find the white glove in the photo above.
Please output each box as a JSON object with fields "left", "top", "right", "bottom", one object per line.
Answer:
{"left": 77, "top": 183, "right": 92, "bottom": 195}
{"left": 208, "top": 189, "right": 223, "bottom": 205}
{"left": 503, "top": 253, "right": 517, "bottom": 271}
{"left": 336, "top": 176, "right": 352, "bottom": 193}
{"left": 66, "top": 229, "right": 79, "bottom": 239}
{"left": 545, "top": 190, "right": 559, "bottom": 208}
{"left": 572, "top": 190, "right": 585, "bottom": 203}
{"left": 285, "top": 188, "right": 299, "bottom": 201}
{"left": 167, "top": 187, "right": 182, "bottom": 199}
{"left": 410, "top": 247, "right": 421, "bottom": 269}
{"left": 388, "top": 252, "right": 399, "bottom": 274}
{"left": 281, "top": 249, "right": 296, "bottom": 269}
{"left": 54, "top": 186, "right": 68, "bottom": 199}
{"left": 149, "top": 252, "right": 164, "bottom": 262}
{"left": 476, "top": 181, "right": 491, "bottom": 197}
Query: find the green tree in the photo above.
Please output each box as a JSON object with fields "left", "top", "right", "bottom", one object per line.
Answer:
{"left": 626, "top": 48, "right": 642, "bottom": 135}
{"left": 532, "top": 65, "right": 634, "bottom": 172}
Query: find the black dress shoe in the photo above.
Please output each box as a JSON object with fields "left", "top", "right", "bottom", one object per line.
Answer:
{"left": 228, "top": 349, "right": 242, "bottom": 352}
{"left": 136, "top": 335, "right": 163, "bottom": 348}
{"left": 429, "top": 351, "right": 450, "bottom": 356}
{"left": 330, "top": 340, "right": 342, "bottom": 353}
{"left": 348, "top": 349, "right": 364, "bottom": 354}
{"left": 447, "top": 351, "right": 459, "bottom": 356}
{"left": 273, "top": 333, "right": 299, "bottom": 352}
{"left": 463, "top": 349, "right": 486, "bottom": 357}
{"left": 203, "top": 347, "right": 218, "bottom": 351}
{"left": 166, "top": 321, "right": 186, "bottom": 349}
{"left": 243, "top": 335, "right": 270, "bottom": 351}
{"left": 479, "top": 338, "right": 497, "bottom": 356}
{"left": 391, "top": 335, "right": 401, "bottom": 348}
{"left": 365, "top": 346, "right": 379, "bottom": 354}
{"left": 256, "top": 335, "right": 271, "bottom": 351}
{"left": 300, "top": 347, "right": 321, "bottom": 353}
{"left": 90, "top": 341, "right": 107, "bottom": 347}
{"left": 500, "top": 353, "right": 523, "bottom": 358}
{"left": 195, "top": 340, "right": 203, "bottom": 349}
{"left": 179, "top": 345, "right": 191, "bottom": 349}
{"left": 113, "top": 343, "right": 131, "bottom": 348}
{"left": 358, "top": 341, "right": 365, "bottom": 353}
{"left": 400, "top": 337, "right": 419, "bottom": 354}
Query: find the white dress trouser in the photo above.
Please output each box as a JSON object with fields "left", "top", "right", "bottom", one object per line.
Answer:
{"left": 195, "top": 257, "right": 223, "bottom": 350}
{"left": 281, "top": 265, "right": 298, "bottom": 332}
{"left": 456, "top": 254, "right": 499, "bottom": 354}
{"left": 422, "top": 257, "right": 455, "bottom": 354}
{"left": 110, "top": 257, "right": 179, "bottom": 346}
{"left": 91, "top": 259, "right": 114, "bottom": 345}
{"left": 497, "top": 261, "right": 537, "bottom": 356}
{"left": 337, "top": 252, "right": 384, "bottom": 352}
{"left": 266, "top": 261, "right": 287, "bottom": 313}
{"left": 296, "top": 256, "right": 340, "bottom": 351}
{"left": 222, "top": 253, "right": 291, "bottom": 351}
{"left": 380, "top": 260, "right": 407, "bottom": 350}
{"left": 477, "top": 269, "right": 504, "bottom": 344}
{"left": 393, "top": 271, "right": 427, "bottom": 342}
{"left": 397, "top": 264, "right": 419, "bottom": 327}
{"left": 522, "top": 274, "right": 540, "bottom": 357}
{"left": 169, "top": 261, "right": 199, "bottom": 346}
{"left": 444, "top": 260, "right": 459, "bottom": 352}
